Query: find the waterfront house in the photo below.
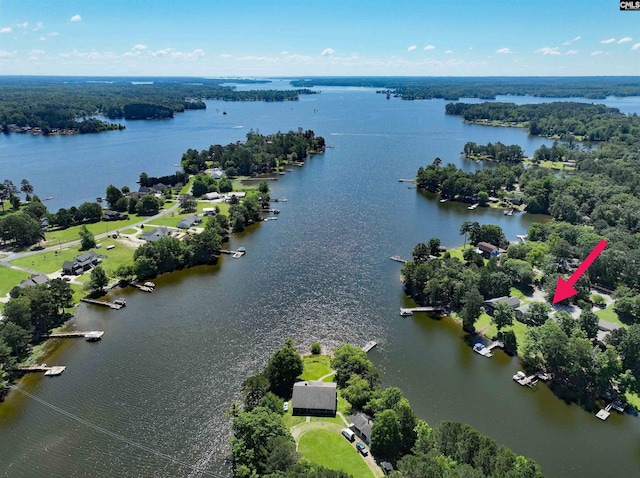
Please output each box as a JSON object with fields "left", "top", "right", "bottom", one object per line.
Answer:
{"left": 484, "top": 296, "right": 521, "bottom": 315}
{"left": 596, "top": 319, "right": 622, "bottom": 345}
{"left": 291, "top": 381, "right": 337, "bottom": 417}
{"left": 102, "top": 210, "right": 129, "bottom": 221}
{"left": 62, "top": 251, "right": 100, "bottom": 275}
{"left": 211, "top": 168, "right": 225, "bottom": 179}
{"left": 177, "top": 216, "right": 202, "bottom": 229}
{"left": 140, "top": 226, "right": 171, "bottom": 242}
{"left": 349, "top": 412, "right": 373, "bottom": 445}
{"left": 476, "top": 242, "right": 500, "bottom": 258}
{"left": 16, "top": 274, "right": 49, "bottom": 289}
{"left": 515, "top": 303, "right": 530, "bottom": 322}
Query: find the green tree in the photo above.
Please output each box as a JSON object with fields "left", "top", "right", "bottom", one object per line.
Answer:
{"left": 427, "top": 237, "right": 441, "bottom": 256}
{"left": 459, "top": 221, "right": 474, "bottom": 249}
{"left": 412, "top": 243, "right": 430, "bottom": 264}
{"left": 492, "top": 301, "right": 515, "bottom": 331}
{"left": 105, "top": 184, "right": 123, "bottom": 207}
{"left": 78, "top": 201, "right": 103, "bottom": 222}
{"left": 371, "top": 409, "right": 402, "bottom": 460}
{"left": 136, "top": 194, "right": 160, "bottom": 216}
{"left": 242, "top": 373, "right": 270, "bottom": 411}
{"left": 497, "top": 330, "right": 518, "bottom": 355}
{"left": 259, "top": 392, "right": 284, "bottom": 415}
{"left": 310, "top": 342, "right": 321, "bottom": 355}
{"left": 477, "top": 190, "right": 489, "bottom": 206}
{"left": 89, "top": 266, "right": 109, "bottom": 293}
{"left": 578, "top": 310, "right": 599, "bottom": 340}
{"left": 179, "top": 194, "right": 197, "bottom": 213}
{"left": 341, "top": 374, "right": 374, "bottom": 411}
{"left": 331, "top": 343, "right": 380, "bottom": 388}
{"left": 523, "top": 302, "right": 551, "bottom": 326}
{"left": 0, "top": 321, "right": 31, "bottom": 357}
{"left": 460, "top": 288, "right": 483, "bottom": 333}
{"left": 264, "top": 339, "right": 303, "bottom": 398}
{"left": 79, "top": 225, "right": 96, "bottom": 250}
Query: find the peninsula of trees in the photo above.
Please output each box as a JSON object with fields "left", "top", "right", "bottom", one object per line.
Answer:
{"left": 0, "top": 77, "right": 317, "bottom": 135}
{"left": 229, "top": 340, "right": 543, "bottom": 477}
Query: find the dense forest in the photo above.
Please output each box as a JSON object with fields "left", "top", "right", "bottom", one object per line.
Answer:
{"left": 0, "top": 77, "right": 316, "bottom": 134}
{"left": 231, "top": 341, "right": 543, "bottom": 477}
{"left": 290, "top": 76, "right": 640, "bottom": 100}
{"left": 180, "top": 129, "right": 326, "bottom": 176}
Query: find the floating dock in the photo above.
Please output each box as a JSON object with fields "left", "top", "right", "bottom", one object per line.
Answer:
{"left": 390, "top": 256, "right": 407, "bottom": 263}
{"left": 14, "top": 365, "right": 66, "bottom": 376}
{"left": 129, "top": 282, "right": 154, "bottom": 293}
{"left": 45, "top": 331, "right": 104, "bottom": 341}
{"left": 80, "top": 298, "right": 124, "bottom": 309}
{"left": 468, "top": 203, "right": 479, "bottom": 210}
{"left": 597, "top": 404, "right": 613, "bottom": 421}
{"left": 362, "top": 341, "right": 377, "bottom": 353}
{"left": 513, "top": 371, "right": 538, "bottom": 387}
{"left": 400, "top": 306, "right": 445, "bottom": 316}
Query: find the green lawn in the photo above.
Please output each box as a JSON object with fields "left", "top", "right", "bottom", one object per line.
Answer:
{"left": 44, "top": 218, "right": 140, "bottom": 246}
{"left": 299, "top": 355, "right": 333, "bottom": 381}
{"left": 298, "top": 428, "right": 374, "bottom": 478}
{"left": 0, "top": 265, "right": 30, "bottom": 297}
{"left": 474, "top": 312, "right": 529, "bottom": 354}
{"left": 625, "top": 392, "right": 640, "bottom": 410}
{"left": 10, "top": 237, "right": 137, "bottom": 277}
{"left": 595, "top": 306, "right": 626, "bottom": 327}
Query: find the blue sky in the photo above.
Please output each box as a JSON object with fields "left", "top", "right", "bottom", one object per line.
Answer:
{"left": 1, "top": 0, "right": 639, "bottom": 77}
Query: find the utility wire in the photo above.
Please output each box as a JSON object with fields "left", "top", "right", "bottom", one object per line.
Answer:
{"left": 11, "top": 386, "right": 225, "bottom": 478}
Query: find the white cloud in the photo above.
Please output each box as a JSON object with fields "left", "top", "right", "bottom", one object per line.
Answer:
{"left": 632, "top": 43, "right": 640, "bottom": 50}
{"left": 407, "top": 45, "right": 417, "bottom": 52}
{"left": 219, "top": 53, "right": 232, "bottom": 58}
{"left": 33, "top": 22, "right": 44, "bottom": 32}
{"left": 600, "top": 38, "right": 615, "bottom": 44}
{"left": 16, "top": 22, "right": 28, "bottom": 29}
{"left": 618, "top": 37, "right": 633, "bottom": 44}
{"left": 566, "top": 50, "right": 578, "bottom": 55}
{"left": 563, "top": 35, "right": 581, "bottom": 46}
{"left": 321, "top": 48, "right": 335, "bottom": 56}
{"left": 535, "top": 46, "right": 560, "bottom": 56}
{"left": 0, "top": 50, "right": 17, "bottom": 58}
{"left": 70, "top": 15, "right": 82, "bottom": 23}
{"left": 591, "top": 50, "right": 605, "bottom": 56}
{"left": 423, "top": 44, "right": 435, "bottom": 51}
{"left": 132, "top": 44, "right": 148, "bottom": 51}
{"left": 280, "top": 51, "right": 288, "bottom": 55}
{"left": 0, "top": 27, "right": 11, "bottom": 33}
{"left": 39, "top": 36, "right": 46, "bottom": 41}
{"left": 445, "top": 50, "right": 453, "bottom": 54}
{"left": 496, "top": 48, "right": 513, "bottom": 54}
{"left": 30, "top": 49, "right": 45, "bottom": 55}
{"left": 150, "top": 47, "right": 204, "bottom": 60}
{"left": 48, "top": 32, "right": 59, "bottom": 37}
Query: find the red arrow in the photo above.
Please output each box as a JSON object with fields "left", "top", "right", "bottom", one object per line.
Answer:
{"left": 552, "top": 239, "right": 607, "bottom": 304}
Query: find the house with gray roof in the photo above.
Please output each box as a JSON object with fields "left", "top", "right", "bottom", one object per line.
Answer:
{"left": 484, "top": 296, "right": 521, "bottom": 315}
{"left": 177, "top": 216, "right": 202, "bottom": 229}
{"left": 17, "top": 274, "right": 49, "bottom": 289}
{"left": 292, "top": 381, "right": 337, "bottom": 417}
{"left": 62, "top": 251, "right": 100, "bottom": 275}
{"left": 140, "top": 226, "right": 171, "bottom": 242}
{"left": 349, "top": 412, "right": 373, "bottom": 445}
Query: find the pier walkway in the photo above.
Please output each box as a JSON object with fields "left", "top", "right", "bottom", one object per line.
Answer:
{"left": 14, "top": 365, "right": 66, "bottom": 376}
{"left": 391, "top": 256, "right": 407, "bottom": 263}
{"left": 44, "top": 331, "right": 104, "bottom": 341}
{"left": 400, "top": 306, "right": 445, "bottom": 316}
{"left": 362, "top": 341, "right": 377, "bottom": 352}
{"left": 80, "top": 298, "right": 124, "bottom": 309}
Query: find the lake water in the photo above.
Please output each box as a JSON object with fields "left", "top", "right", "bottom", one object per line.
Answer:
{"left": 1, "top": 87, "right": 640, "bottom": 477}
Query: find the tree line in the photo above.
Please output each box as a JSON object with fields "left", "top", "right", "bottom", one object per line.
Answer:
{"left": 463, "top": 141, "right": 524, "bottom": 163}
{"left": 0, "top": 280, "right": 74, "bottom": 399}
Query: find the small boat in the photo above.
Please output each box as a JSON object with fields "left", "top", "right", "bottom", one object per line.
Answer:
{"left": 400, "top": 309, "right": 413, "bottom": 317}
{"left": 513, "top": 371, "right": 526, "bottom": 381}
{"left": 237, "top": 246, "right": 246, "bottom": 253}
{"left": 85, "top": 331, "right": 104, "bottom": 341}
{"left": 143, "top": 282, "right": 156, "bottom": 289}
{"left": 96, "top": 197, "right": 103, "bottom": 202}
{"left": 45, "top": 196, "right": 53, "bottom": 200}
{"left": 473, "top": 343, "right": 493, "bottom": 357}
{"left": 439, "top": 198, "right": 448, "bottom": 203}
{"left": 468, "top": 203, "right": 479, "bottom": 210}
{"left": 114, "top": 298, "right": 126, "bottom": 306}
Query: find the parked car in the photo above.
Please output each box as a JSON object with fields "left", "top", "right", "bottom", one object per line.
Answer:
{"left": 356, "top": 442, "right": 368, "bottom": 456}
{"left": 341, "top": 428, "right": 355, "bottom": 442}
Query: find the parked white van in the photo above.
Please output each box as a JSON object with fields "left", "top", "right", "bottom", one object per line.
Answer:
{"left": 341, "top": 428, "right": 355, "bottom": 442}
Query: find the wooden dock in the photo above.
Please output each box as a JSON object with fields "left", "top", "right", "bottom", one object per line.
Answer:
{"left": 596, "top": 404, "right": 613, "bottom": 421}
{"left": 44, "top": 331, "right": 104, "bottom": 341}
{"left": 14, "top": 365, "right": 66, "bottom": 376}
{"left": 400, "top": 306, "right": 445, "bottom": 316}
{"left": 129, "top": 282, "right": 154, "bottom": 293}
{"left": 513, "top": 371, "right": 538, "bottom": 387}
{"left": 362, "top": 341, "right": 377, "bottom": 353}
{"left": 398, "top": 179, "right": 414, "bottom": 183}
{"left": 220, "top": 249, "right": 246, "bottom": 258}
{"left": 391, "top": 256, "right": 407, "bottom": 263}
{"left": 80, "top": 298, "right": 124, "bottom": 309}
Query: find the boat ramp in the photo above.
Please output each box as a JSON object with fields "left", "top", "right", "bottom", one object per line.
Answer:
{"left": 400, "top": 306, "right": 445, "bottom": 316}
{"left": 362, "top": 341, "right": 377, "bottom": 353}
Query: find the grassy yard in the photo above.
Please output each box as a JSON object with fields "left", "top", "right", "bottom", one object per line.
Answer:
{"left": 298, "top": 428, "right": 374, "bottom": 478}
{"left": 10, "top": 237, "right": 137, "bottom": 277}
{"left": 0, "top": 265, "right": 30, "bottom": 297}
{"left": 474, "top": 312, "right": 529, "bottom": 354}
{"left": 44, "top": 217, "right": 140, "bottom": 246}
{"left": 299, "top": 355, "right": 333, "bottom": 381}
{"left": 595, "top": 306, "right": 626, "bottom": 327}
